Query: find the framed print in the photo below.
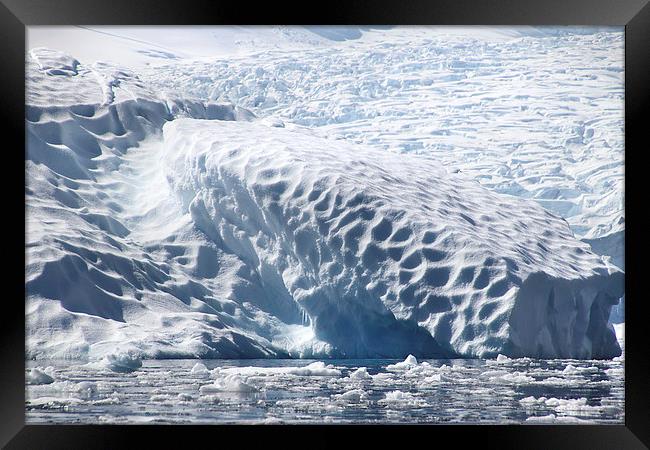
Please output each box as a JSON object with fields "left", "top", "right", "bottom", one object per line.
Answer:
{"left": 2, "top": 0, "right": 648, "bottom": 448}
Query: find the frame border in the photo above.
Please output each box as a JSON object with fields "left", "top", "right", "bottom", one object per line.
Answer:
{"left": 3, "top": 0, "right": 648, "bottom": 448}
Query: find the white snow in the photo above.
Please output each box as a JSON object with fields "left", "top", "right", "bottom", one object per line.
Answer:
{"left": 25, "top": 26, "right": 624, "bottom": 362}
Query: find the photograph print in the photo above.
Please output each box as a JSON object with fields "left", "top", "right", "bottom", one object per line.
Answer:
{"left": 25, "top": 25, "right": 625, "bottom": 424}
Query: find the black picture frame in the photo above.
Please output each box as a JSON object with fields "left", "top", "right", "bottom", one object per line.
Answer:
{"left": 3, "top": 0, "right": 648, "bottom": 448}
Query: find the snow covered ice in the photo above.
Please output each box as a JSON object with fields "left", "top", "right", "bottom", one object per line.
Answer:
{"left": 25, "top": 26, "right": 624, "bottom": 423}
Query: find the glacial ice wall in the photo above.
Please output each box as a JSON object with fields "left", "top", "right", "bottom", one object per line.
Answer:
{"left": 162, "top": 119, "right": 623, "bottom": 359}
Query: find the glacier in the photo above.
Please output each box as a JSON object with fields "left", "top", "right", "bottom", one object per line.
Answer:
{"left": 25, "top": 28, "right": 624, "bottom": 361}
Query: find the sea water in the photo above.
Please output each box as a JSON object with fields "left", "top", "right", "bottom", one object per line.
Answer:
{"left": 26, "top": 356, "right": 624, "bottom": 424}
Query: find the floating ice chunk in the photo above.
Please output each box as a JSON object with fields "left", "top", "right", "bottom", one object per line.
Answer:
{"left": 534, "top": 376, "right": 587, "bottom": 386}
{"left": 190, "top": 362, "right": 210, "bottom": 377}
{"left": 378, "top": 390, "right": 426, "bottom": 408}
{"left": 263, "top": 417, "right": 284, "bottom": 424}
{"left": 199, "top": 394, "right": 222, "bottom": 404}
{"left": 520, "top": 396, "right": 601, "bottom": 416}
{"left": 526, "top": 414, "right": 591, "bottom": 423}
{"left": 26, "top": 367, "right": 55, "bottom": 385}
{"left": 101, "top": 351, "right": 143, "bottom": 373}
{"left": 423, "top": 374, "right": 442, "bottom": 383}
{"left": 494, "top": 371, "right": 535, "bottom": 384}
{"left": 92, "top": 396, "right": 121, "bottom": 406}
{"left": 370, "top": 372, "right": 395, "bottom": 384}
{"left": 386, "top": 355, "right": 418, "bottom": 371}
{"left": 525, "top": 414, "right": 559, "bottom": 423}
{"left": 177, "top": 393, "right": 193, "bottom": 401}
{"left": 519, "top": 396, "right": 547, "bottom": 406}
{"left": 383, "top": 391, "right": 416, "bottom": 402}
{"left": 545, "top": 397, "right": 601, "bottom": 415}
{"left": 563, "top": 364, "right": 577, "bottom": 373}
{"left": 485, "top": 354, "right": 516, "bottom": 367}
{"left": 27, "top": 396, "right": 86, "bottom": 408}
{"left": 150, "top": 394, "right": 175, "bottom": 402}
{"left": 74, "top": 381, "right": 99, "bottom": 400}
{"left": 286, "top": 362, "right": 341, "bottom": 376}
{"left": 562, "top": 364, "right": 580, "bottom": 375}
{"left": 404, "top": 361, "right": 434, "bottom": 376}
{"left": 348, "top": 367, "right": 372, "bottom": 380}
{"left": 605, "top": 367, "right": 624, "bottom": 377}
{"left": 200, "top": 374, "right": 259, "bottom": 393}
{"left": 482, "top": 369, "right": 510, "bottom": 378}
{"left": 332, "top": 389, "right": 367, "bottom": 404}
{"left": 216, "top": 362, "right": 340, "bottom": 377}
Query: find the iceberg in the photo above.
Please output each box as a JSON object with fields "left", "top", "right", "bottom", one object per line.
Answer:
{"left": 25, "top": 47, "right": 623, "bottom": 361}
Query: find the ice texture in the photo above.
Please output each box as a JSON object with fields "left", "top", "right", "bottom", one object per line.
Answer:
{"left": 160, "top": 118, "right": 622, "bottom": 358}
{"left": 25, "top": 28, "right": 624, "bottom": 362}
